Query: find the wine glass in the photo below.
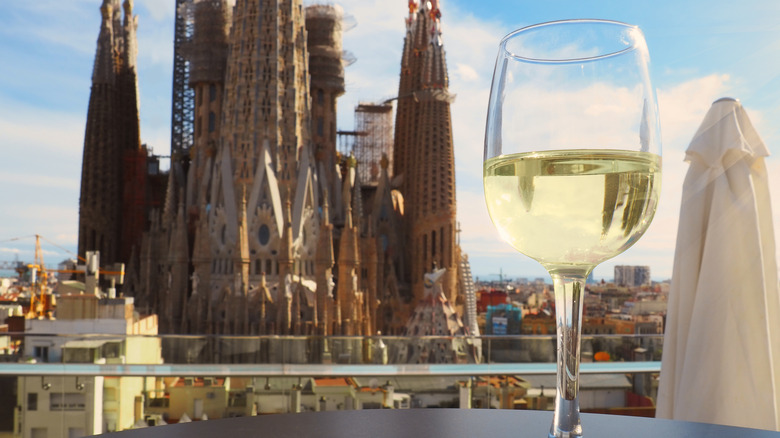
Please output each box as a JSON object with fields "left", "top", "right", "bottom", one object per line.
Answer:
{"left": 483, "top": 20, "right": 661, "bottom": 437}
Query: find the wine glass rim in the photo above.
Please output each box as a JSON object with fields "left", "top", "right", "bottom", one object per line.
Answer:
{"left": 501, "top": 19, "right": 643, "bottom": 64}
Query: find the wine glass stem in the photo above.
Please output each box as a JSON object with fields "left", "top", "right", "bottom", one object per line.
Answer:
{"left": 549, "top": 270, "right": 587, "bottom": 438}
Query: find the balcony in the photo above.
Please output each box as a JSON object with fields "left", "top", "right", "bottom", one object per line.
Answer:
{"left": 0, "top": 333, "right": 662, "bottom": 433}
{"left": 1, "top": 332, "right": 662, "bottom": 373}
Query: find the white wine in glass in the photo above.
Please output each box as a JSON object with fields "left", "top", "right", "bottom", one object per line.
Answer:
{"left": 483, "top": 20, "right": 661, "bottom": 438}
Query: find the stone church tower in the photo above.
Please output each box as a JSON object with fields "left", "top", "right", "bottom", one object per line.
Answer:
{"left": 186, "top": 0, "right": 320, "bottom": 334}
{"left": 393, "top": 0, "right": 459, "bottom": 303}
{"left": 78, "top": 0, "right": 147, "bottom": 267}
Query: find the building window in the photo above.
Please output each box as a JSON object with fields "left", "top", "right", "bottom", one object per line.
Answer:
{"left": 68, "top": 428, "right": 86, "bottom": 438}
{"left": 317, "top": 117, "right": 324, "bottom": 137}
{"left": 50, "top": 393, "right": 86, "bottom": 411}
{"left": 317, "top": 89, "right": 324, "bottom": 105}
{"left": 208, "top": 111, "right": 216, "bottom": 133}
{"left": 209, "top": 84, "right": 217, "bottom": 102}
{"left": 33, "top": 346, "right": 49, "bottom": 363}
{"left": 422, "top": 234, "right": 427, "bottom": 270}
{"left": 27, "top": 393, "right": 37, "bottom": 411}
{"left": 441, "top": 226, "right": 446, "bottom": 264}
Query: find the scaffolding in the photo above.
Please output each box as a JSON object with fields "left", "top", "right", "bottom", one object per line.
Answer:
{"left": 305, "top": 4, "right": 345, "bottom": 93}
{"left": 337, "top": 130, "right": 363, "bottom": 157}
{"left": 170, "top": 0, "right": 195, "bottom": 158}
{"left": 353, "top": 103, "right": 394, "bottom": 184}
{"left": 185, "top": 0, "right": 231, "bottom": 85}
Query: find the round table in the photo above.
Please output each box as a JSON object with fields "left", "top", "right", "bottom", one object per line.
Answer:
{"left": 103, "top": 409, "right": 780, "bottom": 437}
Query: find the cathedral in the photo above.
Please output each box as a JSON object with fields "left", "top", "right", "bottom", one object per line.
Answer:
{"left": 78, "top": 0, "right": 477, "bottom": 343}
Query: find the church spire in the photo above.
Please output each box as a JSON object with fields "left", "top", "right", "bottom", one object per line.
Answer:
{"left": 315, "top": 189, "right": 335, "bottom": 335}
{"left": 277, "top": 196, "right": 295, "bottom": 334}
{"left": 393, "top": 0, "right": 459, "bottom": 303}
{"left": 93, "top": 0, "right": 116, "bottom": 85}
{"left": 79, "top": 0, "right": 145, "bottom": 267}
{"left": 235, "top": 185, "right": 251, "bottom": 332}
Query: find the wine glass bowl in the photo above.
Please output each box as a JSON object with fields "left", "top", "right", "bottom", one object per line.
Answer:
{"left": 483, "top": 149, "right": 661, "bottom": 272}
{"left": 483, "top": 20, "right": 661, "bottom": 438}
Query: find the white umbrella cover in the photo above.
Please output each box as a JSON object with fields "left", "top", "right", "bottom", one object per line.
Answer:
{"left": 656, "top": 98, "right": 780, "bottom": 430}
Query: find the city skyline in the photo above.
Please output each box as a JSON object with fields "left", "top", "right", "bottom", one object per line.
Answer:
{"left": 2, "top": 0, "right": 780, "bottom": 281}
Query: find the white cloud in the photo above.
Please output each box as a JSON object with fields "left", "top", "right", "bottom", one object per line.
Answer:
{"left": 0, "top": 205, "right": 79, "bottom": 263}
{"left": 136, "top": 22, "right": 174, "bottom": 68}
{"left": 0, "top": 173, "right": 79, "bottom": 192}
{"left": 336, "top": 0, "right": 407, "bottom": 129}
{"left": 453, "top": 63, "right": 479, "bottom": 82}
{"left": 0, "top": 2, "right": 97, "bottom": 55}
{"left": 0, "top": 104, "right": 84, "bottom": 157}
{"left": 657, "top": 74, "right": 732, "bottom": 151}
{"left": 134, "top": 0, "right": 175, "bottom": 23}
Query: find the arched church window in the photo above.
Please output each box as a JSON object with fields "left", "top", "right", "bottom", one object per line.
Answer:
{"left": 259, "top": 224, "right": 271, "bottom": 246}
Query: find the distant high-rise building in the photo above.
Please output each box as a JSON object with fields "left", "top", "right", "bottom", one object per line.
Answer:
{"left": 614, "top": 265, "right": 651, "bottom": 287}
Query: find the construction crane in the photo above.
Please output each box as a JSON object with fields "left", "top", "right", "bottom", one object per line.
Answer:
{"left": 46, "top": 251, "right": 126, "bottom": 299}
{"left": 25, "top": 235, "right": 53, "bottom": 319}
{"left": 9, "top": 234, "right": 125, "bottom": 319}
{"left": 491, "top": 267, "right": 507, "bottom": 287}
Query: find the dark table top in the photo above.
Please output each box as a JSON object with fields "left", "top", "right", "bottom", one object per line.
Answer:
{"left": 102, "top": 409, "right": 780, "bottom": 438}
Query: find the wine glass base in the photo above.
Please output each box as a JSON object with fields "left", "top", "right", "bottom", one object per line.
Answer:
{"left": 548, "top": 431, "right": 583, "bottom": 438}
{"left": 549, "top": 408, "right": 583, "bottom": 438}
{"left": 549, "top": 424, "right": 583, "bottom": 438}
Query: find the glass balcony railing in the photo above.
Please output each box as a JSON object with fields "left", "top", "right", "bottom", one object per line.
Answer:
{"left": 0, "top": 333, "right": 662, "bottom": 371}
{"left": 1, "top": 334, "right": 663, "bottom": 434}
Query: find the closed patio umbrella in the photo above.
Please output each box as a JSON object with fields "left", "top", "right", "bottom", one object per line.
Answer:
{"left": 656, "top": 97, "right": 780, "bottom": 430}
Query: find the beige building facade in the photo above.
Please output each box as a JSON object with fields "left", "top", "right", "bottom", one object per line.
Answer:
{"left": 15, "top": 295, "right": 161, "bottom": 437}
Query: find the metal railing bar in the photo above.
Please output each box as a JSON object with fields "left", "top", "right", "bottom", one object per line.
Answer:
{"left": 0, "top": 361, "right": 661, "bottom": 377}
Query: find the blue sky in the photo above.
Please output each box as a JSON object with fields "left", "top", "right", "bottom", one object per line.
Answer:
{"left": 1, "top": 0, "right": 779, "bottom": 281}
